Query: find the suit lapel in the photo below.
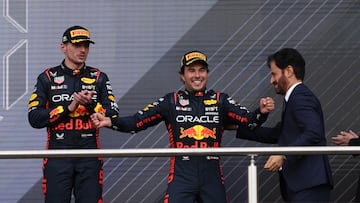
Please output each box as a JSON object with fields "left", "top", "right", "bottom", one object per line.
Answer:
{"left": 281, "top": 83, "right": 303, "bottom": 124}
{"left": 281, "top": 98, "right": 287, "bottom": 122}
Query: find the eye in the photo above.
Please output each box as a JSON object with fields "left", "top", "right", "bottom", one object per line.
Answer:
{"left": 199, "top": 68, "right": 208, "bottom": 73}
{"left": 73, "top": 42, "right": 90, "bottom": 48}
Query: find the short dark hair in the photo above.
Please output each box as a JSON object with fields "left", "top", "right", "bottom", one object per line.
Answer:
{"left": 267, "top": 48, "right": 305, "bottom": 80}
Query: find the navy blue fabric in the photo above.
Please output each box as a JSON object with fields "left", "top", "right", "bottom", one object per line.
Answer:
{"left": 43, "top": 157, "right": 103, "bottom": 203}
{"left": 164, "top": 156, "right": 227, "bottom": 203}
{"left": 237, "top": 84, "right": 333, "bottom": 201}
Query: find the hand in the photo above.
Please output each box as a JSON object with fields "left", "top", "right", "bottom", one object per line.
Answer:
{"left": 90, "top": 113, "right": 112, "bottom": 128}
{"left": 259, "top": 97, "right": 275, "bottom": 114}
{"left": 332, "top": 130, "right": 358, "bottom": 146}
{"left": 74, "top": 90, "right": 94, "bottom": 105}
{"left": 68, "top": 90, "right": 95, "bottom": 112}
{"left": 264, "top": 155, "right": 284, "bottom": 172}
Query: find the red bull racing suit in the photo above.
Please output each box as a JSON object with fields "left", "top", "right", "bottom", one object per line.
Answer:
{"left": 28, "top": 61, "right": 119, "bottom": 203}
{"left": 110, "top": 90, "right": 268, "bottom": 203}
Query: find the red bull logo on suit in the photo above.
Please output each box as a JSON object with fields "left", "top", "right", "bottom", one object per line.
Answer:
{"left": 179, "top": 125, "right": 216, "bottom": 140}
{"left": 176, "top": 125, "right": 219, "bottom": 148}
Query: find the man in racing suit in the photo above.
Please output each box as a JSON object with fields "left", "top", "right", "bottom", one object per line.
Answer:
{"left": 28, "top": 25, "right": 119, "bottom": 203}
{"left": 91, "top": 50, "right": 274, "bottom": 203}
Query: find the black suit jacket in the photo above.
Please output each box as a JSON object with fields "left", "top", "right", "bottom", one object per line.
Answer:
{"left": 349, "top": 137, "right": 360, "bottom": 202}
{"left": 237, "top": 83, "right": 333, "bottom": 193}
{"left": 349, "top": 138, "right": 360, "bottom": 146}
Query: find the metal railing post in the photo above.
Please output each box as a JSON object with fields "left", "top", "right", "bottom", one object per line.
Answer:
{"left": 248, "top": 155, "right": 258, "bottom": 203}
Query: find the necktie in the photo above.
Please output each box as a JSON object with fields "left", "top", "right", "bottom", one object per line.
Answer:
{"left": 282, "top": 99, "right": 287, "bottom": 113}
{"left": 281, "top": 99, "right": 287, "bottom": 121}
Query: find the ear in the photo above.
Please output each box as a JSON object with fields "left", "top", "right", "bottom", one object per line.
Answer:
{"left": 180, "top": 74, "right": 185, "bottom": 82}
{"left": 60, "top": 43, "right": 66, "bottom": 52}
{"left": 285, "top": 65, "right": 294, "bottom": 77}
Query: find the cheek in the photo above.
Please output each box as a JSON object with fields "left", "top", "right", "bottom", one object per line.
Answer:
{"left": 201, "top": 73, "right": 208, "bottom": 80}
{"left": 279, "top": 75, "right": 288, "bottom": 87}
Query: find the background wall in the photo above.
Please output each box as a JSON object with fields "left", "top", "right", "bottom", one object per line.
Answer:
{"left": 1, "top": 0, "right": 359, "bottom": 202}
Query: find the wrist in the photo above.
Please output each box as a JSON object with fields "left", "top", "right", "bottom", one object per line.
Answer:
{"left": 256, "top": 108, "right": 268, "bottom": 121}
{"left": 106, "top": 117, "right": 112, "bottom": 127}
{"left": 67, "top": 102, "right": 78, "bottom": 112}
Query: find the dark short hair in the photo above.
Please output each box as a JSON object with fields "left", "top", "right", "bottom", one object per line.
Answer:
{"left": 267, "top": 48, "right": 305, "bottom": 80}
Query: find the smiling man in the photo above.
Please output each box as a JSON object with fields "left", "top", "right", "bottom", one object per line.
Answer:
{"left": 90, "top": 50, "right": 275, "bottom": 203}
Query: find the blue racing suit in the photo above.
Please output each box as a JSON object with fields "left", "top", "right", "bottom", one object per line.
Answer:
{"left": 109, "top": 89, "right": 267, "bottom": 203}
{"left": 28, "top": 61, "right": 119, "bottom": 203}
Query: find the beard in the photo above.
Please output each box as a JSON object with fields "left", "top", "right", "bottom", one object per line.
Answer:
{"left": 273, "top": 74, "right": 288, "bottom": 95}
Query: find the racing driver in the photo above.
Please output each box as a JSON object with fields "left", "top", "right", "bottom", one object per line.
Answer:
{"left": 91, "top": 50, "right": 274, "bottom": 203}
{"left": 28, "top": 25, "right": 119, "bottom": 203}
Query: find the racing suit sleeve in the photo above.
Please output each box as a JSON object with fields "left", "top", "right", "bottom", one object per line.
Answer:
{"left": 28, "top": 72, "right": 71, "bottom": 129}
{"left": 89, "top": 72, "right": 119, "bottom": 117}
{"left": 109, "top": 94, "right": 171, "bottom": 133}
{"left": 222, "top": 93, "right": 268, "bottom": 129}
{"left": 236, "top": 123, "right": 280, "bottom": 144}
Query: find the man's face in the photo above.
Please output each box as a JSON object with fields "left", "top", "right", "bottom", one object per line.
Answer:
{"left": 61, "top": 41, "right": 90, "bottom": 69}
{"left": 181, "top": 63, "right": 208, "bottom": 92}
{"left": 269, "top": 61, "right": 289, "bottom": 95}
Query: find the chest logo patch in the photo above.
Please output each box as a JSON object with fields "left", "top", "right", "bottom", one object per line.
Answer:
{"left": 81, "top": 77, "right": 96, "bottom": 84}
{"left": 179, "top": 98, "right": 189, "bottom": 106}
{"left": 54, "top": 76, "right": 64, "bottom": 84}
{"left": 203, "top": 99, "right": 217, "bottom": 105}
{"left": 179, "top": 125, "right": 216, "bottom": 140}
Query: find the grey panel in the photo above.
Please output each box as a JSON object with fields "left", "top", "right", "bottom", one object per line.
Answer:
{"left": 6, "top": 41, "right": 27, "bottom": 109}
{"left": 1, "top": 0, "right": 358, "bottom": 202}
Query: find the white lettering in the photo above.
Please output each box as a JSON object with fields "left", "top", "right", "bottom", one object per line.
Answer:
{"left": 176, "top": 115, "right": 219, "bottom": 123}
{"left": 82, "top": 85, "right": 95, "bottom": 90}
{"left": 52, "top": 94, "right": 73, "bottom": 102}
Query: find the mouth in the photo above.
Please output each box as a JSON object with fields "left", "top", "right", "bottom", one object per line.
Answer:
{"left": 192, "top": 80, "right": 202, "bottom": 85}
{"left": 78, "top": 55, "right": 86, "bottom": 60}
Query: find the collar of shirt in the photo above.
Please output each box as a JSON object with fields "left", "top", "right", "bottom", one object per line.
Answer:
{"left": 284, "top": 82, "right": 302, "bottom": 102}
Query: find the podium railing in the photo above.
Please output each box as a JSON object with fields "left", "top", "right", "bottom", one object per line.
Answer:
{"left": 0, "top": 146, "right": 359, "bottom": 203}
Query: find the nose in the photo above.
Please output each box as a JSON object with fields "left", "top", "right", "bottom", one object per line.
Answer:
{"left": 194, "top": 70, "right": 200, "bottom": 77}
{"left": 270, "top": 76, "right": 275, "bottom": 84}
{"left": 80, "top": 45, "right": 87, "bottom": 52}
